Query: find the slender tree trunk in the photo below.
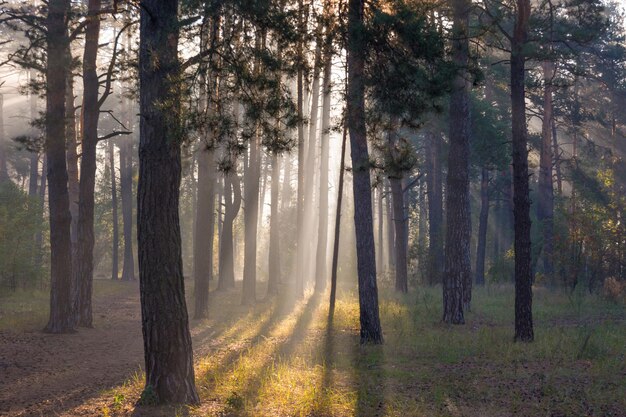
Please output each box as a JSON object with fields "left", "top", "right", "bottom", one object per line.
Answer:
{"left": 444, "top": 0, "right": 472, "bottom": 323}
{"left": 329, "top": 122, "right": 347, "bottom": 321}
{"left": 426, "top": 130, "right": 443, "bottom": 285}
{"left": 295, "top": 0, "right": 305, "bottom": 297}
{"left": 138, "top": 0, "right": 199, "bottom": 403}
{"left": 65, "top": 68, "right": 79, "bottom": 253}
{"left": 267, "top": 153, "right": 281, "bottom": 296}
{"left": 390, "top": 175, "right": 408, "bottom": 292}
{"left": 35, "top": 156, "right": 47, "bottom": 271}
{"left": 315, "top": 40, "right": 332, "bottom": 292}
{"left": 475, "top": 168, "right": 489, "bottom": 285}
{"left": 120, "top": 138, "right": 135, "bottom": 281}
{"left": 109, "top": 140, "right": 119, "bottom": 280}
{"left": 538, "top": 61, "right": 555, "bottom": 280}
{"left": 386, "top": 180, "right": 395, "bottom": 271}
{"left": 511, "top": 0, "right": 534, "bottom": 342}
{"left": 347, "top": 0, "right": 383, "bottom": 344}
{"left": 377, "top": 185, "right": 384, "bottom": 274}
{"left": 193, "top": 13, "right": 219, "bottom": 319}
{"left": 218, "top": 171, "right": 241, "bottom": 290}
{"left": 552, "top": 122, "right": 562, "bottom": 196}
{"left": 74, "top": 0, "right": 102, "bottom": 328}
{"left": 44, "top": 0, "right": 74, "bottom": 334}
{"left": 28, "top": 153, "right": 39, "bottom": 197}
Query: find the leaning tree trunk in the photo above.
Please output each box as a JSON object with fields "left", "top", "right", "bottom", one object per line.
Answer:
{"left": 74, "top": 0, "right": 102, "bottom": 328}
{"left": 443, "top": 0, "right": 472, "bottom": 324}
{"left": 537, "top": 60, "right": 555, "bottom": 281}
{"left": 475, "top": 168, "right": 489, "bottom": 285}
{"left": 44, "top": 0, "right": 74, "bottom": 334}
{"left": 511, "top": 0, "right": 534, "bottom": 342}
{"left": 347, "top": 0, "right": 383, "bottom": 344}
{"left": 109, "top": 139, "right": 119, "bottom": 280}
{"left": 137, "top": 0, "right": 199, "bottom": 403}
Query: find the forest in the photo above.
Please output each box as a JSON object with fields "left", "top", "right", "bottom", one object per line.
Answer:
{"left": 0, "top": 0, "right": 625, "bottom": 416}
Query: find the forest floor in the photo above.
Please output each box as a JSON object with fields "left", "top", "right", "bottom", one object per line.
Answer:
{"left": 0, "top": 280, "right": 625, "bottom": 417}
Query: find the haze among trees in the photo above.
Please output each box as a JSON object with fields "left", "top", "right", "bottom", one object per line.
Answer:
{"left": 0, "top": 0, "right": 625, "bottom": 416}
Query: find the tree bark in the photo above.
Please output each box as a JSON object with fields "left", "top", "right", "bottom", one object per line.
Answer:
{"left": 386, "top": 180, "right": 395, "bottom": 270}
{"left": 475, "top": 168, "right": 489, "bottom": 286}
{"left": 138, "top": 0, "right": 199, "bottom": 403}
{"left": 44, "top": 0, "right": 74, "bottom": 334}
{"left": 109, "top": 139, "right": 119, "bottom": 280}
{"left": 511, "top": 0, "right": 534, "bottom": 342}
{"left": 444, "top": 0, "right": 472, "bottom": 323}
{"left": 73, "top": 0, "right": 102, "bottom": 328}
{"left": 65, "top": 64, "right": 79, "bottom": 254}
{"left": 347, "top": 0, "right": 383, "bottom": 344}
{"left": 295, "top": 0, "right": 305, "bottom": 297}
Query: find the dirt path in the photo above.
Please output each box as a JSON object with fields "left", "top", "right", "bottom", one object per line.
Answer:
{"left": 0, "top": 281, "right": 144, "bottom": 417}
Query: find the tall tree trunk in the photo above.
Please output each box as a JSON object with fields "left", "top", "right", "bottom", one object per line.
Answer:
{"left": 65, "top": 67, "right": 79, "bottom": 254}
{"left": 267, "top": 153, "right": 281, "bottom": 296}
{"left": 538, "top": 60, "right": 555, "bottom": 281}
{"left": 44, "top": 0, "right": 74, "bottom": 334}
{"left": 315, "top": 40, "right": 332, "bottom": 292}
{"left": 109, "top": 140, "right": 119, "bottom": 280}
{"left": 303, "top": 18, "right": 324, "bottom": 289}
{"left": 35, "top": 156, "right": 48, "bottom": 271}
{"left": 552, "top": 122, "right": 562, "bottom": 196}
{"left": 120, "top": 138, "right": 135, "bottom": 281}
{"left": 475, "top": 168, "right": 489, "bottom": 285}
{"left": 329, "top": 121, "right": 348, "bottom": 321}
{"left": 194, "top": 143, "right": 215, "bottom": 318}
{"left": 193, "top": 12, "right": 219, "bottom": 319}
{"left": 377, "top": 185, "right": 384, "bottom": 274}
{"left": 138, "top": 0, "right": 199, "bottom": 403}
{"left": 295, "top": 0, "right": 305, "bottom": 297}
{"left": 74, "top": 0, "right": 102, "bottom": 328}
{"left": 390, "top": 175, "right": 408, "bottom": 292}
{"left": 426, "top": 130, "right": 443, "bottom": 285}
{"left": 386, "top": 180, "right": 395, "bottom": 271}
{"left": 218, "top": 171, "right": 241, "bottom": 290}
{"left": 28, "top": 153, "right": 39, "bottom": 197}
{"left": 444, "top": 0, "right": 472, "bottom": 323}
{"left": 511, "top": 0, "right": 534, "bottom": 342}
{"left": 347, "top": 0, "right": 383, "bottom": 344}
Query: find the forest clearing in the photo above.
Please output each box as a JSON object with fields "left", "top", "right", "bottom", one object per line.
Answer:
{"left": 1, "top": 0, "right": 626, "bottom": 415}
{"left": 1, "top": 280, "right": 625, "bottom": 416}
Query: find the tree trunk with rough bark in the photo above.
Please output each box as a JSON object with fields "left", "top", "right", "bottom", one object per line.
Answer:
{"left": 44, "top": 0, "right": 74, "bottom": 334}
{"left": 511, "top": 0, "right": 534, "bottom": 342}
{"left": 120, "top": 138, "right": 135, "bottom": 281}
{"left": 137, "top": 0, "right": 200, "bottom": 403}
{"left": 347, "top": 0, "right": 383, "bottom": 344}
{"left": 0, "top": 94, "right": 8, "bottom": 182}
{"left": 74, "top": 0, "right": 102, "bottom": 328}
{"left": 444, "top": 0, "right": 472, "bottom": 323}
